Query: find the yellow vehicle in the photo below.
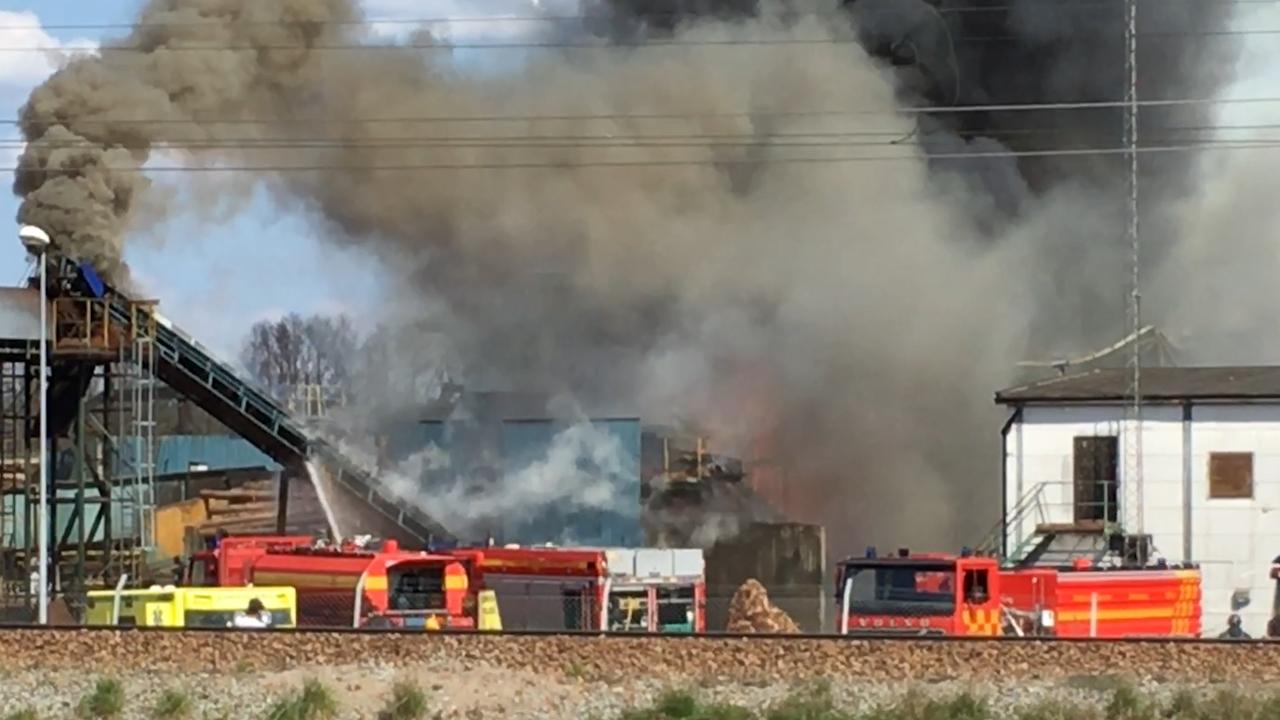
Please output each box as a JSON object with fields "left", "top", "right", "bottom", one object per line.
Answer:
{"left": 83, "top": 586, "right": 296, "bottom": 628}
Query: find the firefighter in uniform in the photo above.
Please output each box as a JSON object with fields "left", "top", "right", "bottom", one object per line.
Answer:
{"left": 1219, "top": 614, "right": 1250, "bottom": 639}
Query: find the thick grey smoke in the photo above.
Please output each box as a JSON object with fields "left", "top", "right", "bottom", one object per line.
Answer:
{"left": 13, "top": 0, "right": 1249, "bottom": 554}
{"left": 596, "top": 0, "right": 1241, "bottom": 347}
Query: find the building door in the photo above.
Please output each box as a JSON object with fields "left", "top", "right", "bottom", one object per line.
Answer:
{"left": 1072, "top": 436, "right": 1118, "bottom": 525}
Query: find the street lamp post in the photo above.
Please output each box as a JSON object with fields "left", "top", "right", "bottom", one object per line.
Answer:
{"left": 18, "top": 225, "right": 49, "bottom": 625}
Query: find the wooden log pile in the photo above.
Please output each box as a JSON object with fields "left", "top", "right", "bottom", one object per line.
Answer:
{"left": 195, "top": 480, "right": 277, "bottom": 537}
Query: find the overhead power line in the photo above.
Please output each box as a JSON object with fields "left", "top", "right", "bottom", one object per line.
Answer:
{"left": 9, "top": 139, "right": 1280, "bottom": 174}
{"left": 6, "top": 127, "right": 1280, "bottom": 151}
{"left": 5, "top": 0, "right": 1277, "bottom": 32}
{"left": 2, "top": 27, "right": 1278, "bottom": 52}
{"left": 7, "top": 94, "right": 1280, "bottom": 127}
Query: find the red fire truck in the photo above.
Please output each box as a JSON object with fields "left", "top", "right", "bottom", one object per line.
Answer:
{"left": 835, "top": 548, "right": 1201, "bottom": 638}
{"left": 189, "top": 535, "right": 479, "bottom": 630}
{"left": 449, "top": 546, "right": 707, "bottom": 633}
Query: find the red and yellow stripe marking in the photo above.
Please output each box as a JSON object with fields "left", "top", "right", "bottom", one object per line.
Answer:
{"left": 961, "top": 608, "right": 1001, "bottom": 636}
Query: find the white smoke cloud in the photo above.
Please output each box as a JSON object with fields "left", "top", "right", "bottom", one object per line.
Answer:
{"left": 373, "top": 422, "right": 634, "bottom": 543}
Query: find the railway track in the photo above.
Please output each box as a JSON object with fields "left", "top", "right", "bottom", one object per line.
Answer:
{"left": 0, "top": 623, "right": 1271, "bottom": 644}
{"left": 3, "top": 625, "right": 1278, "bottom": 682}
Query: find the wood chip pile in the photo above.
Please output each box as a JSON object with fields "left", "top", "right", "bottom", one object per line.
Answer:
{"left": 725, "top": 579, "right": 800, "bottom": 634}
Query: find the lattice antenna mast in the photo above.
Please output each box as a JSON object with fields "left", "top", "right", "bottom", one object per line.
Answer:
{"left": 1122, "top": 0, "right": 1144, "bottom": 536}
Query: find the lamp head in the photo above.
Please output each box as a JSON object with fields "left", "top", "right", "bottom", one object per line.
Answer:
{"left": 17, "top": 225, "right": 50, "bottom": 255}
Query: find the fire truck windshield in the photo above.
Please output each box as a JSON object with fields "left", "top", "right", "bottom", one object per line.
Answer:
{"left": 388, "top": 563, "right": 446, "bottom": 612}
{"left": 842, "top": 562, "right": 956, "bottom": 616}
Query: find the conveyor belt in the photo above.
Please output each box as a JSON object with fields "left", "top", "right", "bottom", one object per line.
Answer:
{"left": 52, "top": 259, "right": 452, "bottom": 544}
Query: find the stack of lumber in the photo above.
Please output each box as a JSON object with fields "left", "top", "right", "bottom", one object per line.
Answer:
{"left": 195, "top": 480, "right": 277, "bottom": 537}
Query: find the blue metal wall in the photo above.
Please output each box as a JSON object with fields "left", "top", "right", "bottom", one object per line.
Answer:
{"left": 111, "top": 435, "right": 280, "bottom": 477}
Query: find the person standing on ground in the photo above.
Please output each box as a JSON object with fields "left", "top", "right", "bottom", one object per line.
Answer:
{"left": 1219, "top": 614, "right": 1251, "bottom": 639}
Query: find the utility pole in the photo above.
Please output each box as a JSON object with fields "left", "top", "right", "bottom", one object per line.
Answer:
{"left": 1122, "top": 0, "right": 1143, "bottom": 538}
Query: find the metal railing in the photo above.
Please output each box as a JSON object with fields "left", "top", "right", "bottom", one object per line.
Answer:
{"left": 978, "top": 480, "right": 1121, "bottom": 564}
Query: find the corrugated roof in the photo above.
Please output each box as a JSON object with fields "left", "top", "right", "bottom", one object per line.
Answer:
{"left": 995, "top": 366, "right": 1280, "bottom": 404}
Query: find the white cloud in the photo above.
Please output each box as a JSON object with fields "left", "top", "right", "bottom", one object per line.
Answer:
{"left": 0, "top": 11, "right": 96, "bottom": 89}
{"left": 0, "top": 11, "right": 97, "bottom": 170}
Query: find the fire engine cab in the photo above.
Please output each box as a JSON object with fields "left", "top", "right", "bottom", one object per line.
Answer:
{"left": 836, "top": 546, "right": 1201, "bottom": 638}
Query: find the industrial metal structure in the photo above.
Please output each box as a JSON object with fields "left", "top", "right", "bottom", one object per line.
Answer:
{"left": 0, "top": 253, "right": 455, "bottom": 617}
{"left": 0, "top": 265, "right": 162, "bottom": 613}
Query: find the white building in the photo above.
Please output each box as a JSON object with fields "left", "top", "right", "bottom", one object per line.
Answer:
{"left": 996, "top": 367, "right": 1280, "bottom": 638}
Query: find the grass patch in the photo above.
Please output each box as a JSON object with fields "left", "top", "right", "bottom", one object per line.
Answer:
{"left": 657, "top": 690, "right": 700, "bottom": 718}
{"left": 1063, "top": 674, "right": 1137, "bottom": 694}
{"left": 380, "top": 679, "right": 430, "bottom": 720}
{"left": 78, "top": 678, "right": 125, "bottom": 719}
{"left": 862, "top": 690, "right": 991, "bottom": 720}
{"left": 265, "top": 678, "right": 338, "bottom": 720}
{"left": 1104, "top": 683, "right": 1156, "bottom": 720}
{"left": 611, "top": 685, "right": 1280, "bottom": 720}
{"left": 153, "top": 688, "right": 193, "bottom": 719}
{"left": 4, "top": 710, "right": 38, "bottom": 720}
{"left": 1012, "top": 699, "right": 1100, "bottom": 720}
{"left": 617, "top": 683, "right": 845, "bottom": 720}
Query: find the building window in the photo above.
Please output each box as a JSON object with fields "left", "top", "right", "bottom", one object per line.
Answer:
{"left": 1208, "top": 452, "right": 1253, "bottom": 499}
{"left": 1072, "top": 436, "right": 1119, "bottom": 524}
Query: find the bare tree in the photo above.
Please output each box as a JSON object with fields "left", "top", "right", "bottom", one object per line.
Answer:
{"left": 240, "top": 314, "right": 358, "bottom": 406}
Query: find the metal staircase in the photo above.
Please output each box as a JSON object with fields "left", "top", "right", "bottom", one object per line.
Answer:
{"left": 129, "top": 329, "right": 156, "bottom": 552}
{"left": 977, "top": 483, "right": 1120, "bottom": 568}
{"left": 1017, "top": 529, "right": 1110, "bottom": 567}
{"left": 976, "top": 483, "right": 1048, "bottom": 564}
{"left": 113, "top": 324, "right": 157, "bottom": 557}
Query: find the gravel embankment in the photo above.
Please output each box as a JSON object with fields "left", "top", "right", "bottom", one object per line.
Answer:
{"left": 5, "top": 629, "right": 1279, "bottom": 681}
{"left": 0, "top": 667, "right": 1270, "bottom": 720}
{"left": 0, "top": 629, "right": 1276, "bottom": 718}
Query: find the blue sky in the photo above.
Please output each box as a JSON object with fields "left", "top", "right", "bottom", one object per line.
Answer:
{"left": 0, "top": 0, "right": 1275, "bottom": 363}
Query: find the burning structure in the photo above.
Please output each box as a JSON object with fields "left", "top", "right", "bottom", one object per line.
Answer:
{"left": 11, "top": 0, "right": 1261, "bottom": 562}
